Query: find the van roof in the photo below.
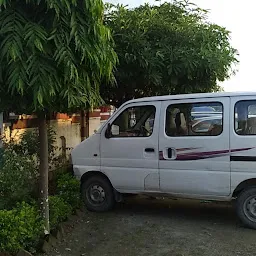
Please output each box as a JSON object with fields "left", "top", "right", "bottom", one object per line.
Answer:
{"left": 126, "top": 91, "right": 256, "bottom": 104}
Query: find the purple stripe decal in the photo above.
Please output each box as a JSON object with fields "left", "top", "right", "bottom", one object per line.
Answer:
{"left": 159, "top": 148, "right": 254, "bottom": 161}
{"left": 176, "top": 153, "right": 229, "bottom": 161}
{"left": 176, "top": 147, "right": 253, "bottom": 161}
{"left": 231, "top": 148, "right": 254, "bottom": 153}
{"left": 176, "top": 147, "right": 199, "bottom": 152}
{"left": 159, "top": 151, "right": 165, "bottom": 160}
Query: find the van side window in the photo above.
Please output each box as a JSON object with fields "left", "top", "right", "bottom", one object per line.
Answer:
{"left": 165, "top": 102, "right": 223, "bottom": 137}
{"left": 235, "top": 100, "right": 256, "bottom": 135}
{"left": 110, "top": 105, "right": 156, "bottom": 137}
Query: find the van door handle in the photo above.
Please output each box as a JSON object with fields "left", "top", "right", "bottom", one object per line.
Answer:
{"left": 163, "top": 148, "right": 177, "bottom": 160}
{"left": 145, "top": 148, "right": 155, "bottom": 153}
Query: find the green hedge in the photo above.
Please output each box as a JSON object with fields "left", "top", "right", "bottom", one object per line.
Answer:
{"left": 0, "top": 148, "right": 39, "bottom": 210}
{"left": 49, "top": 195, "right": 72, "bottom": 229}
{"left": 56, "top": 173, "right": 81, "bottom": 211}
{"left": 0, "top": 202, "right": 43, "bottom": 253}
{"left": 0, "top": 167, "right": 81, "bottom": 253}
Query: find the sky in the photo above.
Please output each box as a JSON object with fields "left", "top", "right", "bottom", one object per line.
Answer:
{"left": 106, "top": 0, "right": 256, "bottom": 92}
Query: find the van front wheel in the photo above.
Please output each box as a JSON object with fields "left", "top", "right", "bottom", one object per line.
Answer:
{"left": 81, "top": 175, "right": 115, "bottom": 212}
{"left": 236, "top": 187, "right": 256, "bottom": 229}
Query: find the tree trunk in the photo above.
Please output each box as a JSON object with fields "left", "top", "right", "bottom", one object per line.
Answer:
{"left": 60, "top": 136, "right": 67, "bottom": 163}
{"left": 85, "top": 110, "right": 89, "bottom": 138}
{"left": 38, "top": 114, "right": 50, "bottom": 234}
{"left": 80, "top": 110, "right": 85, "bottom": 141}
{"left": 80, "top": 110, "right": 90, "bottom": 141}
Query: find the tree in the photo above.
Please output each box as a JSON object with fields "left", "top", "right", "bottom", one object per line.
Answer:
{"left": 0, "top": 0, "right": 117, "bottom": 233}
{"left": 102, "top": 1, "right": 238, "bottom": 107}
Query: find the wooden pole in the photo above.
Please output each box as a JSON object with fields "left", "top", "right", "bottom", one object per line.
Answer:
{"left": 38, "top": 113, "right": 50, "bottom": 234}
{"left": 85, "top": 110, "right": 89, "bottom": 138}
{"left": 80, "top": 110, "right": 85, "bottom": 141}
{"left": 60, "top": 135, "right": 66, "bottom": 163}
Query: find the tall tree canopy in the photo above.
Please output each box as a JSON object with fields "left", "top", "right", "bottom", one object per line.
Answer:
{"left": 0, "top": 0, "right": 117, "bottom": 112}
{"left": 0, "top": 0, "right": 117, "bottom": 232}
{"left": 102, "top": 1, "right": 238, "bottom": 107}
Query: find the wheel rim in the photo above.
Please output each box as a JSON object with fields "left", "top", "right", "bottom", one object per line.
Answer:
{"left": 243, "top": 195, "right": 256, "bottom": 222}
{"left": 86, "top": 184, "right": 106, "bottom": 206}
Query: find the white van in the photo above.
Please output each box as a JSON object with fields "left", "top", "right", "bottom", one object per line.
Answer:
{"left": 72, "top": 92, "right": 256, "bottom": 229}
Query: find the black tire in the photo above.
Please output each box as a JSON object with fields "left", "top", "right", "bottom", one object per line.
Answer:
{"left": 236, "top": 187, "right": 256, "bottom": 229}
{"left": 81, "top": 175, "right": 115, "bottom": 212}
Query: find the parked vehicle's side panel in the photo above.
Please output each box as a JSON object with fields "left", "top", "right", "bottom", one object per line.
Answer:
{"left": 159, "top": 97, "right": 231, "bottom": 197}
{"left": 100, "top": 102, "right": 161, "bottom": 193}
{"left": 230, "top": 96, "right": 256, "bottom": 193}
{"left": 72, "top": 134, "right": 101, "bottom": 179}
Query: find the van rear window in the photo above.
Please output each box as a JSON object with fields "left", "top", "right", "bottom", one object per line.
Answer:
{"left": 235, "top": 100, "right": 256, "bottom": 135}
{"left": 165, "top": 102, "right": 223, "bottom": 137}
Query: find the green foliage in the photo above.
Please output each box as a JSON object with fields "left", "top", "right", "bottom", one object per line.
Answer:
{"left": 49, "top": 195, "right": 72, "bottom": 229}
{"left": 0, "top": 145, "right": 39, "bottom": 209}
{"left": 18, "top": 127, "right": 56, "bottom": 158}
{"left": 0, "top": 0, "right": 116, "bottom": 235}
{"left": 0, "top": 0, "right": 117, "bottom": 113}
{"left": 13, "top": 126, "right": 62, "bottom": 169}
{"left": 103, "top": 1, "right": 238, "bottom": 107}
{"left": 57, "top": 173, "right": 81, "bottom": 210}
{"left": 0, "top": 140, "right": 78, "bottom": 253}
{"left": 0, "top": 202, "right": 43, "bottom": 254}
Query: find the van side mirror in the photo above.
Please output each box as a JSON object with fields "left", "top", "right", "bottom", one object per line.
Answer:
{"left": 105, "top": 123, "right": 120, "bottom": 138}
{"left": 105, "top": 123, "right": 112, "bottom": 139}
{"left": 111, "top": 125, "right": 120, "bottom": 136}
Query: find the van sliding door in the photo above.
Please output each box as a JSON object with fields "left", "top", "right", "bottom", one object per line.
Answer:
{"left": 159, "top": 97, "right": 230, "bottom": 197}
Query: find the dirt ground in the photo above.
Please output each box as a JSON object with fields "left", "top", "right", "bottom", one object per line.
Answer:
{"left": 42, "top": 196, "right": 256, "bottom": 256}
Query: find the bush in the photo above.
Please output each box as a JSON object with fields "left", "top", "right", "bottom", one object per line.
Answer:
{"left": 57, "top": 173, "right": 81, "bottom": 210}
{"left": 49, "top": 195, "right": 72, "bottom": 229}
{"left": 13, "top": 126, "right": 59, "bottom": 169}
{"left": 56, "top": 173, "right": 81, "bottom": 210}
{"left": 0, "top": 147, "right": 39, "bottom": 209}
{"left": 0, "top": 202, "right": 43, "bottom": 254}
{"left": 0, "top": 125, "right": 66, "bottom": 209}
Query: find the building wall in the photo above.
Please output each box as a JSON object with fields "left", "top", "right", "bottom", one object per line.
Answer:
{"left": 3, "top": 106, "right": 113, "bottom": 151}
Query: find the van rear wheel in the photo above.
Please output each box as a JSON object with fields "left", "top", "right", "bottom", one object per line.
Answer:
{"left": 81, "top": 175, "right": 115, "bottom": 212}
{"left": 236, "top": 187, "right": 256, "bottom": 229}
